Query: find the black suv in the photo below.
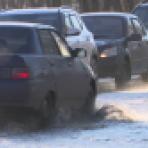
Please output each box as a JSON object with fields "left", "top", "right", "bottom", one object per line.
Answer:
{"left": 133, "top": 2, "right": 148, "bottom": 30}
{"left": 0, "top": 7, "right": 97, "bottom": 74}
{"left": 0, "top": 22, "right": 96, "bottom": 122}
{"left": 82, "top": 12, "right": 148, "bottom": 88}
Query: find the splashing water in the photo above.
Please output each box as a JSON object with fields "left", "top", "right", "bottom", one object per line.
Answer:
{"left": 96, "top": 103, "right": 148, "bottom": 122}
{"left": 96, "top": 82, "right": 148, "bottom": 123}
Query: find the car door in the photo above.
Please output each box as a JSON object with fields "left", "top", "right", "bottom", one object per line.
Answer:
{"left": 128, "top": 18, "right": 146, "bottom": 73}
{"left": 64, "top": 13, "right": 90, "bottom": 65}
{"left": 64, "top": 13, "right": 81, "bottom": 49}
{"left": 71, "top": 14, "right": 95, "bottom": 65}
{"left": 38, "top": 29, "right": 90, "bottom": 110}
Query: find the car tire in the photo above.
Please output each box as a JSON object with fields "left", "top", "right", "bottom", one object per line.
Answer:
{"left": 115, "top": 60, "right": 131, "bottom": 89}
{"left": 81, "top": 83, "right": 96, "bottom": 116}
{"left": 141, "top": 72, "right": 148, "bottom": 82}
{"left": 39, "top": 93, "right": 56, "bottom": 124}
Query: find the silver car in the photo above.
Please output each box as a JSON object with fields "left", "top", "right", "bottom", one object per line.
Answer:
{"left": 0, "top": 7, "right": 98, "bottom": 75}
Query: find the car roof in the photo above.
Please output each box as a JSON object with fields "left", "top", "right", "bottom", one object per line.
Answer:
{"left": 81, "top": 12, "right": 137, "bottom": 19}
{"left": 0, "top": 21, "right": 54, "bottom": 29}
{"left": 0, "top": 7, "right": 76, "bottom": 15}
{"left": 136, "top": 2, "right": 148, "bottom": 7}
{"left": 1, "top": 8, "right": 59, "bottom": 15}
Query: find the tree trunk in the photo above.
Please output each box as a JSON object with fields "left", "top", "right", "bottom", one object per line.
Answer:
{"left": 0, "top": 0, "right": 142, "bottom": 11}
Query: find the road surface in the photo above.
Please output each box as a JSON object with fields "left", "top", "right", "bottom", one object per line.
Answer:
{"left": 0, "top": 77, "right": 147, "bottom": 148}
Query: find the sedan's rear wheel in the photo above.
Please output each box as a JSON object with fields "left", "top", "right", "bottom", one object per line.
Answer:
{"left": 39, "top": 93, "right": 56, "bottom": 124}
{"left": 141, "top": 72, "right": 148, "bottom": 82}
{"left": 115, "top": 61, "right": 131, "bottom": 89}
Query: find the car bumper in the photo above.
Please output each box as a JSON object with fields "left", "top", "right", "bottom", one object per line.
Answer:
{"left": 97, "top": 56, "right": 118, "bottom": 78}
{"left": 0, "top": 80, "right": 44, "bottom": 109}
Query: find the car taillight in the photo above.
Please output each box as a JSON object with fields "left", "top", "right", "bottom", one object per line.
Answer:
{"left": 11, "top": 68, "right": 30, "bottom": 80}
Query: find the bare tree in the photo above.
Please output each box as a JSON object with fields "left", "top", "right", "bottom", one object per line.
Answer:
{"left": 0, "top": 0, "right": 142, "bottom": 12}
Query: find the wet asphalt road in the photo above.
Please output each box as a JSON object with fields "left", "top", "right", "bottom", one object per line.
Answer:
{"left": 0, "top": 77, "right": 148, "bottom": 148}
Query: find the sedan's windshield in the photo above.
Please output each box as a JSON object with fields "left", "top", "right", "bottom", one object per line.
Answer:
{"left": 133, "top": 7, "right": 148, "bottom": 29}
{"left": 82, "top": 16, "right": 124, "bottom": 39}
{"left": 0, "top": 13, "right": 59, "bottom": 29}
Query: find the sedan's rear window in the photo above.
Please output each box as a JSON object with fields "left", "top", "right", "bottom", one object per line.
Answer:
{"left": 0, "top": 27, "right": 35, "bottom": 54}
{"left": 133, "top": 7, "right": 148, "bottom": 29}
{"left": 0, "top": 13, "right": 59, "bottom": 30}
{"left": 82, "top": 16, "right": 124, "bottom": 39}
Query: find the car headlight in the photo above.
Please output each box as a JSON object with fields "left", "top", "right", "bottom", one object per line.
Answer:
{"left": 99, "top": 47, "right": 118, "bottom": 58}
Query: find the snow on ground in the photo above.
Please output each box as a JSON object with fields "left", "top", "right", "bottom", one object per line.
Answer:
{"left": 97, "top": 77, "right": 148, "bottom": 122}
{"left": 0, "top": 77, "right": 147, "bottom": 148}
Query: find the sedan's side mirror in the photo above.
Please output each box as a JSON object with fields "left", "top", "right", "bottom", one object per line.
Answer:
{"left": 65, "top": 27, "right": 81, "bottom": 36}
{"left": 127, "top": 33, "right": 142, "bottom": 41}
{"left": 71, "top": 48, "right": 87, "bottom": 58}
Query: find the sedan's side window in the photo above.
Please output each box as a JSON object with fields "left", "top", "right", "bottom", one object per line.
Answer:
{"left": 129, "top": 19, "right": 135, "bottom": 36}
{"left": 132, "top": 19, "right": 143, "bottom": 35}
{"left": 65, "top": 14, "right": 73, "bottom": 30}
{"left": 139, "top": 19, "right": 147, "bottom": 36}
{"left": 51, "top": 31, "right": 71, "bottom": 58}
{"left": 76, "top": 15, "right": 84, "bottom": 30}
{"left": 70, "top": 15, "right": 82, "bottom": 31}
{"left": 38, "top": 29, "right": 60, "bottom": 55}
